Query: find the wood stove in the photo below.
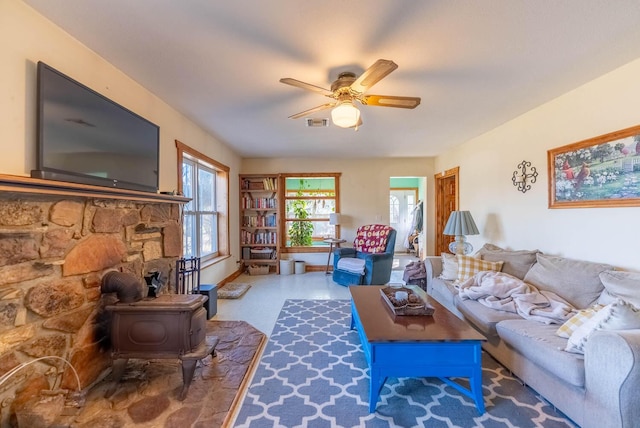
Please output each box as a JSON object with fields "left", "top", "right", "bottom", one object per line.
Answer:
{"left": 101, "top": 272, "right": 217, "bottom": 400}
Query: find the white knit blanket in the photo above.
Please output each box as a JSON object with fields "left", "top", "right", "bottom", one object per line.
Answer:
{"left": 336, "top": 257, "right": 365, "bottom": 274}
{"left": 458, "top": 271, "right": 574, "bottom": 324}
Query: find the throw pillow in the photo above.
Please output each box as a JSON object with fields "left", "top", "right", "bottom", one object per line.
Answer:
{"left": 556, "top": 305, "right": 604, "bottom": 338}
{"left": 476, "top": 244, "right": 540, "bottom": 280}
{"left": 565, "top": 300, "right": 640, "bottom": 354}
{"left": 456, "top": 254, "right": 504, "bottom": 282}
{"left": 353, "top": 224, "right": 392, "bottom": 254}
{"left": 598, "top": 270, "right": 640, "bottom": 308}
{"left": 439, "top": 253, "right": 458, "bottom": 281}
{"left": 523, "top": 254, "right": 612, "bottom": 309}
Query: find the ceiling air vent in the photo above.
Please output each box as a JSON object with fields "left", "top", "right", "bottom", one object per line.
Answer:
{"left": 305, "top": 118, "right": 329, "bottom": 127}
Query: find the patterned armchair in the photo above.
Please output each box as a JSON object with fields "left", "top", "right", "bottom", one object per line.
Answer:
{"left": 332, "top": 224, "right": 396, "bottom": 286}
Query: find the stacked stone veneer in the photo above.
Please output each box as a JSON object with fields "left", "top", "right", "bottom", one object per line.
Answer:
{"left": 0, "top": 194, "right": 183, "bottom": 406}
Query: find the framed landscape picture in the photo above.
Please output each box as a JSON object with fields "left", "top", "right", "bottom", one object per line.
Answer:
{"left": 548, "top": 125, "right": 640, "bottom": 208}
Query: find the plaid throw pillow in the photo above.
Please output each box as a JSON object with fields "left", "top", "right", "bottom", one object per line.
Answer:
{"left": 556, "top": 305, "right": 605, "bottom": 338}
{"left": 456, "top": 254, "right": 503, "bottom": 282}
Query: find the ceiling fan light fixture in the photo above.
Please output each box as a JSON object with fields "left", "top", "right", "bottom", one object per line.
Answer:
{"left": 331, "top": 100, "right": 360, "bottom": 128}
{"left": 281, "top": 59, "right": 419, "bottom": 127}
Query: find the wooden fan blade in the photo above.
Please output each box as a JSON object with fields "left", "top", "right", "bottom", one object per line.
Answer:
{"left": 280, "top": 78, "right": 334, "bottom": 97}
{"left": 288, "top": 103, "right": 335, "bottom": 119}
{"left": 350, "top": 59, "right": 398, "bottom": 93}
{"left": 361, "top": 95, "right": 421, "bottom": 109}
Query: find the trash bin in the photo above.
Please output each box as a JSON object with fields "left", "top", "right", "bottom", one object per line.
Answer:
{"left": 199, "top": 284, "right": 218, "bottom": 319}
{"left": 294, "top": 261, "right": 306, "bottom": 274}
{"left": 280, "top": 259, "right": 293, "bottom": 275}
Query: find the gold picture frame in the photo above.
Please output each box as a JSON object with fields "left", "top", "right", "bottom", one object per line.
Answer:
{"left": 548, "top": 125, "right": 640, "bottom": 208}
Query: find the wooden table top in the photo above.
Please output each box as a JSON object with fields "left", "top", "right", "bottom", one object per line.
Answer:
{"left": 349, "top": 285, "right": 486, "bottom": 343}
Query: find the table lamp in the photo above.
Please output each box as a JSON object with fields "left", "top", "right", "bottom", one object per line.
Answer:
{"left": 443, "top": 210, "right": 479, "bottom": 255}
{"left": 329, "top": 213, "right": 341, "bottom": 238}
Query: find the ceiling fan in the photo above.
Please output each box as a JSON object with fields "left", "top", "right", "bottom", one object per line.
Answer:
{"left": 280, "top": 59, "right": 421, "bottom": 129}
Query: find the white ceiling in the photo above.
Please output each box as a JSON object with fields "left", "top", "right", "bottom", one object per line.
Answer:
{"left": 23, "top": 0, "right": 640, "bottom": 158}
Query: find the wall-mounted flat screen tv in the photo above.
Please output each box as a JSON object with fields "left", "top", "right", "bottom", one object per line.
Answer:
{"left": 32, "top": 61, "right": 159, "bottom": 193}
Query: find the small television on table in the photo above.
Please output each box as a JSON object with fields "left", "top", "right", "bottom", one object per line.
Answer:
{"left": 32, "top": 61, "right": 160, "bottom": 193}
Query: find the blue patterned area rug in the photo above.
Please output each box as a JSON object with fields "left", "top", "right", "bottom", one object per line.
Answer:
{"left": 234, "top": 299, "right": 576, "bottom": 428}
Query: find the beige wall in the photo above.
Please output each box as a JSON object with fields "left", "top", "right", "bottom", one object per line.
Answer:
{"left": 7, "top": 0, "right": 639, "bottom": 275}
{"left": 242, "top": 157, "right": 435, "bottom": 265}
{"left": 0, "top": 0, "right": 242, "bottom": 283}
{"left": 435, "top": 58, "right": 640, "bottom": 271}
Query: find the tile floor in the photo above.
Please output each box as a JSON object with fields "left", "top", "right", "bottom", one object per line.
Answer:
{"left": 215, "top": 253, "right": 417, "bottom": 336}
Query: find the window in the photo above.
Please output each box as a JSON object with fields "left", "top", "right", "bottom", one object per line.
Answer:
{"left": 407, "top": 194, "right": 416, "bottom": 214}
{"left": 182, "top": 160, "right": 217, "bottom": 257}
{"left": 389, "top": 195, "right": 400, "bottom": 224}
{"left": 282, "top": 173, "right": 341, "bottom": 252}
{"left": 176, "top": 140, "right": 229, "bottom": 263}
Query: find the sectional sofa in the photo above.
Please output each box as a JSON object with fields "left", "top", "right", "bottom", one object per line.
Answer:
{"left": 424, "top": 244, "right": 640, "bottom": 428}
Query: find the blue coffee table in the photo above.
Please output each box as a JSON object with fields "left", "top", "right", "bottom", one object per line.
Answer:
{"left": 349, "top": 285, "right": 486, "bottom": 413}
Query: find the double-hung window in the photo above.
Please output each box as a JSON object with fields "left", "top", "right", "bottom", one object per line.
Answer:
{"left": 177, "top": 140, "right": 229, "bottom": 263}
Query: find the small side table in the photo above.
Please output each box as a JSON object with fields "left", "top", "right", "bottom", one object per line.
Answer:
{"left": 323, "top": 238, "right": 346, "bottom": 274}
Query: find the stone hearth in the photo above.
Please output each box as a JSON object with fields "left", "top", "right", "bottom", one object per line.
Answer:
{"left": 12, "top": 321, "right": 265, "bottom": 428}
{"left": 0, "top": 190, "right": 184, "bottom": 426}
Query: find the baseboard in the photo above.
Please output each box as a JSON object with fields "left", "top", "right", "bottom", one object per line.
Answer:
{"left": 218, "top": 268, "right": 243, "bottom": 286}
{"left": 218, "top": 265, "right": 326, "bottom": 283}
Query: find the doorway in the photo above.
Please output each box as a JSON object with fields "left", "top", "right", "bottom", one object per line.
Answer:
{"left": 434, "top": 167, "right": 459, "bottom": 255}
{"left": 390, "top": 189, "right": 418, "bottom": 253}
{"left": 390, "top": 177, "right": 426, "bottom": 256}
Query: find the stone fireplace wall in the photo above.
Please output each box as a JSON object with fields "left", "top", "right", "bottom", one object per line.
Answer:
{"left": 0, "top": 193, "right": 183, "bottom": 405}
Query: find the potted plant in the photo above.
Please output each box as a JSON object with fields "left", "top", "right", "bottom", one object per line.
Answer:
{"left": 289, "top": 181, "right": 314, "bottom": 246}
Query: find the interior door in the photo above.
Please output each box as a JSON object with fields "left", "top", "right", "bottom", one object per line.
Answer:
{"left": 434, "top": 168, "right": 459, "bottom": 255}
{"left": 390, "top": 189, "right": 418, "bottom": 253}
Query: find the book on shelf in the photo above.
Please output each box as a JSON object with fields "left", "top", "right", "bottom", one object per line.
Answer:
{"left": 263, "top": 177, "right": 277, "bottom": 190}
{"left": 241, "top": 177, "right": 277, "bottom": 191}
{"left": 240, "top": 230, "right": 277, "bottom": 245}
{"left": 241, "top": 196, "right": 276, "bottom": 209}
{"left": 243, "top": 213, "right": 276, "bottom": 228}
{"left": 256, "top": 197, "right": 276, "bottom": 209}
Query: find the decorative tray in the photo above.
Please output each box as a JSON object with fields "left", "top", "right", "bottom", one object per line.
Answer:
{"left": 380, "top": 286, "right": 435, "bottom": 316}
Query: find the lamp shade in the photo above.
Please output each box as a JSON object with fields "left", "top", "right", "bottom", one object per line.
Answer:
{"left": 329, "top": 213, "right": 341, "bottom": 226}
{"left": 443, "top": 211, "right": 479, "bottom": 236}
{"left": 331, "top": 101, "right": 360, "bottom": 128}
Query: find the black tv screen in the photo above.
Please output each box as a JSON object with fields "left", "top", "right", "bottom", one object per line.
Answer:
{"left": 32, "top": 61, "right": 159, "bottom": 193}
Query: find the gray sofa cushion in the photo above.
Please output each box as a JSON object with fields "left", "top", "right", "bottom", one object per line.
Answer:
{"left": 598, "top": 270, "right": 640, "bottom": 308}
{"left": 476, "top": 244, "right": 540, "bottom": 280}
{"left": 496, "top": 319, "right": 585, "bottom": 388}
{"left": 431, "top": 279, "right": 458, "bottom": 311}
{"left": 455, "top": 296, "right": 522, "bottom": 337}
{"left": 523, "top": 254, "right": 612, "bottom": 309}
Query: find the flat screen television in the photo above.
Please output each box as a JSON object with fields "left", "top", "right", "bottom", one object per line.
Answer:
{"left": 32, "top": 61, "right": 159, "bottom": 193}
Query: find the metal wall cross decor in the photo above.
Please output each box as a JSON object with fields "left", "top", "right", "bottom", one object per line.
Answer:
{"left": 512, "top": 160, "right": 538, "bottom": 193}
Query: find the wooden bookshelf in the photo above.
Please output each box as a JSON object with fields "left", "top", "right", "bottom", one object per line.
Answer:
{"left": 239, "top": 174, "right": 280, "bottom": 274}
